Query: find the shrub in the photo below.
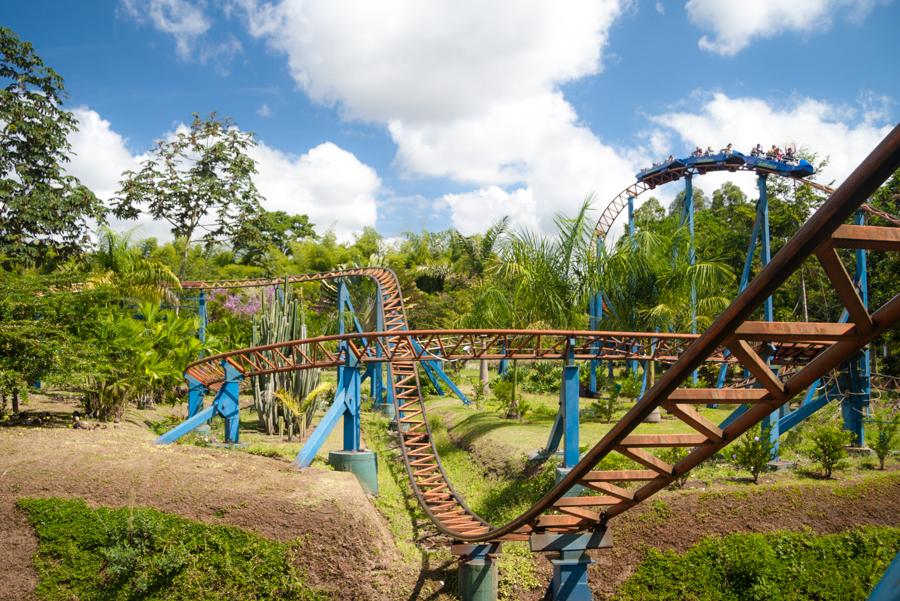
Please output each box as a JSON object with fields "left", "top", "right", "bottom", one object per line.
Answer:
{"left": 805, "top": 422, "right": 853, "bottom": 478}
{"left": 521, "top": 362, "right": 561, "bottom": 394}
{"left": 659, "top": 447, "right": 690, "bottom": 488}
{"left": 17, "top": 497, "right": 326, "bottom": 600}
{"left": 731, "top": 424, "right": 775, "bottom": 483}
{"left": 615, "top": 527, "right": 900, "bottom": 601}
{"left": 869, "top": 402, "right": 898, "bottom": 470}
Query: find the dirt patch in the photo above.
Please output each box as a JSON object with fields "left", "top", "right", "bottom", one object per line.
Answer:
{"left": 0, "top": 397, "right": 411, "bottom": 601}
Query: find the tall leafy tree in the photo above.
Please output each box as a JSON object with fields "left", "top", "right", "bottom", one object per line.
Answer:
{"left": 232, "top": 210, "right": 316, "bottom": 266}
{"left": 113, "top": 113, "right": 264, "bottom": 276}
{"left": 0, "top": 27, "right": 105, "bottom": 265}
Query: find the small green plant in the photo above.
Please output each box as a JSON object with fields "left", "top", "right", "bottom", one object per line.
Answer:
{"left": 469, "top": 378, "right": 488, "bottom": 410}
{"left": 659, "top": 447, "right": 690, "bottom": 488}
{"left": 731, "top": 424, "right": 775, "bottom": 483}
{"left": 869, "top": 402, "right": 898, "bottom": 470}
{"left": 805, "top": 422, "right": 853, "bottom": 478}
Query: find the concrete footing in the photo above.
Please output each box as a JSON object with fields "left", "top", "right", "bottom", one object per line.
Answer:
{"left": 328, "top": 450, "right": 378, "bottom": 495}
{"left": 531, "top": 529, "right": 612, "bottom": 601}
{"left": 377, "top": 401, "right": 396, "bottom": 419}
{"left": 453, "top": 543, "right": 500, "bottom": 601}
{"left": 555, "top": 467, "right": 586, "bottom": 497}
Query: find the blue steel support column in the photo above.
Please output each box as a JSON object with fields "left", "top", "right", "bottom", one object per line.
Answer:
{"left": 197, "top": 289, "right": 207, "bottom": 345}
{"left": 186, "top": 374, "right": 206, "bottom": 418}
{"left": 754, "top": 174, "right": 781, "bottom": 450}
{"left": 531, "top": 530, "right": 612, "bottom": 601}
{"left": 682, "top": 175, "right": 697, "bottom": 383}
{"left": 219, "top": 361, "right": 243, "bottom": 444}
{"left": 627, "top": 195, "right": 639, "bottom": 376}
{"left": 562, "top": 338, "right": 580, "bottom": 468}
{"left": 454, "top": 543, "right": 500, "bottom": 601}
{"left": 588, "top": 236, "right": 603, "bottom": 395}
{"left": 341, "top": 352, "right": 362, "bottom": 452}
{"left": 843, "top": 210, "right": 870, "bottom": 445}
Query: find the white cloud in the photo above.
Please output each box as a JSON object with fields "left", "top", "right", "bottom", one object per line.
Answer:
{"left": 250, "top": 142, "right": 380, "bottom": 242}
{"left": 238, "top": 0, "right": 637, "bottom": 235}
{"left": 655, "top": 2, "right": 665, "bottom": 15}
{"left": 257, "top": 103, "right": 272, "bottom": 118}
{"left": 65, "top": 108, "right": 380, "bottom": 242}
{"left": 685, "top": 0, "right": 889, "bottom": 56}
{"left": 121, "top": 0, "right": 210, "bottom": 58}
{"left": 68, "top": 108, "right": 143, "bottom": 201}
{"left": 121, "top": 0, "right": 242, "bottom": 71}
{"left": 650, "top": 91, "right": 894, "bottom": 192}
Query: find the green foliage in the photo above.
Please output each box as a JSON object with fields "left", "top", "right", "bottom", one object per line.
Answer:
{"left": 82, "top": 304, "right": 204, "bottom": 419}
{"left": 804, "top": 422, "right": 853, "bottom": 478}
{"left": 0, "top": 27, "right": 105, "bottom": 265}
{"left": 869, "top": 402, "right": 898, "bottom": 470}
{"left": 17, "top": 497, "right": 326, "bottom": 601}
{"left": 113, "top": 112, "right": 264, "bottom": 275}
{"left": 732, "top": 424, "right": 776, "bottom": 483}
{"left": 233, "top": 210, "right": 316, "bottom": 266}
{"left": 520, "top": 362, "right": 561, "bottom": 394}
{"left": 659, "top": 446, "right": 691, "bottom": 488}
{"left": 615, "top": 527, "right": 900, "bottom": 601}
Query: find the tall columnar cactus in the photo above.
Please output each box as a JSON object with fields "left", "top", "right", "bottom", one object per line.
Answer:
{"left": 251, "top": 281, "right": 320, "bottom": 438}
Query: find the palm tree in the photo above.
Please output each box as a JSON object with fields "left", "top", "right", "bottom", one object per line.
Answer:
{"left": 464, "top": 199, "right": 602, "bottom": 417}
{"left": 452, "top": 218, "right": 510, "bottom": 385}
{"left": 600, "top": 219, "right": 734, "bottom": 420}
{"left": 91, "top": 228, "right": 181, "bottom": 303}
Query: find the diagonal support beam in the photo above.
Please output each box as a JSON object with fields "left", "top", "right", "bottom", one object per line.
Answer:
{"left": 727, "top": 339, "right": 786, "bottom": 399}
{"left": 816, "top": 245, "right": 874, "bottom": 335}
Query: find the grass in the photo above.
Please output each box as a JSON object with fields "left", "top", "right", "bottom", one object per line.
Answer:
{"left": 17, "top": 497, "right": 327, "bottom": 601}
{"left": 614, "top": 526, "right": 900, "bottom": 600}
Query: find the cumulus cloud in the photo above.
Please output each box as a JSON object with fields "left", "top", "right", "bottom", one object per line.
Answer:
{"left": 250, "top": 142, "right": 380, "bottom": 241}
{"left": 650, "top": 91, "right": 894, "bottom": 192}
{"left": 68, "top": 108, "right": 143, "bottom": 201}
{"left": 65, "top": 108, "right": 380, "bottom": 242}
{"left": 685, "top": 0, "right": 889, "bottom": 56}
{"left": 237, "top": 0, "right": 637, "bottom": 235}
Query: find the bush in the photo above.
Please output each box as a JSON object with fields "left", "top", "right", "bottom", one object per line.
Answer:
{"left": 17, "top": 497, "right": 326, "bottom": 600}
{"left": 805, "top": 422, "right": 853, "bottom": 478}
{"left": 731, "top": 423, "right": 775, "bottom": 483}
{"left": 520, "top": 362, "right": 561, "bottom": 394}
{"left": 615, "top": 527, "right": 900, "bottom": 601}
{"left": 869, "top": 402, "right": 898, "bottom": 470}
{"left": 659, "top": 447, "right": 690, "bottom": 488}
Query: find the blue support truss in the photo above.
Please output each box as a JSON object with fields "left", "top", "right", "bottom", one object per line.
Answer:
{"left": 157, "top": 361, "right": 242, "bottom": 445}
{"left": 543, "top": 339, "right": 581, "bottom": 467}
{"left": 186, "top": 374, "right": 206, "bottom": 418}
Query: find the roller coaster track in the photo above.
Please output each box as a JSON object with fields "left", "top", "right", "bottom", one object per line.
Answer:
{"left": 180, "top": 125, "right": 899, "bottom": 545}
{"left": 593, "top": 159, "right": 835, "bottom": 239}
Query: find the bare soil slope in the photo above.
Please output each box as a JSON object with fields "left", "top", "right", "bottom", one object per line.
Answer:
{"left": 0, "top": 396, "right": 410, "bottom": 601}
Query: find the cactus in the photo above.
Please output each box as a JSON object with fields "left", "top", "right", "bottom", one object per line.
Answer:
{"left": 251, "top": 280, "right": 321, "bottom": 438}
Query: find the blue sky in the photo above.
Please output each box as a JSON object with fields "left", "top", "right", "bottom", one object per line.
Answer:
{"left": 4, "top": 1, "right": 898, "bottom": 241}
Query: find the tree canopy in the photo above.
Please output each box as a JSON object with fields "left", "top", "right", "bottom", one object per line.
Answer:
{"left": 0, "top": 26, "right": 105, "bottom": 266}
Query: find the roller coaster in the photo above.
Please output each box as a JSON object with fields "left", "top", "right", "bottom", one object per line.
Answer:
{"left": 156, "top": 125, "right": 900, "bottom": 600}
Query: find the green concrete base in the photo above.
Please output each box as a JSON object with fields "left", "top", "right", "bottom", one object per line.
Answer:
{"left": 328, "top": 450, "right": 379, "bottom": 496}
{"left": 457, "top": 545, "right": 499, "bottom": 601}
{"left": 377, "top": 402, "right": 396, "bottom": 419}
{"left": 556, "top": 467, "right": 586, "bottom": 497}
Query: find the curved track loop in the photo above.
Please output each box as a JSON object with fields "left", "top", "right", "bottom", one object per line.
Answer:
{"left": 183, "top": 125, "right": 900, "bottom": 544}
{"left": 593, "top": 161, "right": 835, "bottom": 240}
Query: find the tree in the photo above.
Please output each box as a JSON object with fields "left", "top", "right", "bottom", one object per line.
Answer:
{"left": 232, "top": 210, "right": 315, "bottom": 265}
{"left": 869, "top": 400, "right": 898, "bottom": 470}
{"left": 0, "top": 27, "right": 105, "bottom": 265}
{"left": 732, "top": 424, "right": 775, "bottom": 483}
{"left": 113, "top": 113, "right": 264, "bottom": 276}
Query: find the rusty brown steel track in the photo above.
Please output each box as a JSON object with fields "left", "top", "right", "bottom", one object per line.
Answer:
{"left": 180, "top": 124, "right": 900, "bottom": 544}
